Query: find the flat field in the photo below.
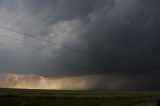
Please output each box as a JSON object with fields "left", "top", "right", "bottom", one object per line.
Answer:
{"left": 0, "top": 88, "right": 159, "bottom": 106}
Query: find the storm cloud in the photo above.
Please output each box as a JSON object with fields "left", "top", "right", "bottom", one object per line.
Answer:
{"left": 0, "top": 0, "right": 160, "bottom": 90}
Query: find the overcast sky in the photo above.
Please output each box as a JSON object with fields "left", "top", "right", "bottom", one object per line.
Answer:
{"left": 0, "top": 0, "right": 160, "bottom": 90}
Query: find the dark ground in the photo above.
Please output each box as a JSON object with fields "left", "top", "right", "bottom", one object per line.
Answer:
{"left": 0, "top": 88, "right": 159, "bottom": 106}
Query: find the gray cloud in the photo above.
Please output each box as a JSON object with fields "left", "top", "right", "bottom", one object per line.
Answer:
{"left": 0, "top": 0, "right": 160, "bottom": 90}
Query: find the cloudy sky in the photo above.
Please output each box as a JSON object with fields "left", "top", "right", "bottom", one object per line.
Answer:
{"left": 0, "top": 0, "right": 160, "bottom": 90}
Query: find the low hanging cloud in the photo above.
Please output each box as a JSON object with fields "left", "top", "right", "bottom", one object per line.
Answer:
{"left": 0, "top": 73, "right": 160, "bottom": 90}
{"left": 0, "top": 0, "right": 160, "bottom": 90}
{"left": 0, "top": 73, "right": 126, "bottom": 90}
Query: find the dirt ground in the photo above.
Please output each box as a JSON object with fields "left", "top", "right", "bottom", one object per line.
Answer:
{"left": 131, "top": 102, "right": 156, "bottom": 106}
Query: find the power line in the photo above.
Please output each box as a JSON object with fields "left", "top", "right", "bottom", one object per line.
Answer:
{"left": 0, "top": 34, "right": 61, "bottom": 55}
{"left": 0, "top": 25, "right": 107, "bottom": 71}
{"left": 0, "top": 26, "right": 107, "bottom": 70}
{"left": 0, "top": 25, "right": 102, "bottom": 60}
{"left": 0, "top": 34, "right": 90, "bottom": 60}
{"left": 0, "top": 34, "right": 102, "bottom": 69}
{"left": 0, "top": 33, "right": 105, "bottom": 68}
{"left": 0, "top": 35, "right": 101, "bottom": 67}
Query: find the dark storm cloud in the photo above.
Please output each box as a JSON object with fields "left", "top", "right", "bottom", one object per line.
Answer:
{"left": 0, "top": 0, "right": 160, "bottom": 90}
{"left": 41, "top": 0, "right": 160, "bottom": 76}
{"left": 79, "top": 0, "right": 160, "bottom": 75}
{"left": 23, "top": 0, "right": 114, "bottom": 24}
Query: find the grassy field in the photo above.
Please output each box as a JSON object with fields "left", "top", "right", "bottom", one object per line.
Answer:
{"left": 0, "top": 88, "right": 159, "bottom": 106}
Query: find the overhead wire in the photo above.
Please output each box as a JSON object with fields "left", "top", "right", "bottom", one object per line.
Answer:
{"left": 0, "top": 34, "right": 92, "bottom": 61}
{"left": 0, "top": 34, "right": 61, "bottom": 56}
{"left": 0, "top": 26, "right": 102, "bottom": 61}
{"left": 0, "top": 28, "right": 108, "bottom": 73}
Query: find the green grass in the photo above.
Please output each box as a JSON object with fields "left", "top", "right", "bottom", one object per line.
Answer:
{"left": 0, "top": 88, "right": 159, "bottom": 106}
